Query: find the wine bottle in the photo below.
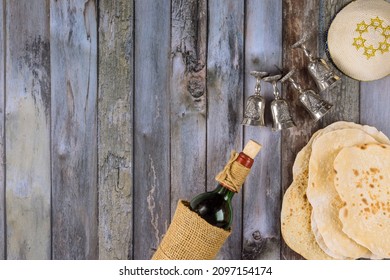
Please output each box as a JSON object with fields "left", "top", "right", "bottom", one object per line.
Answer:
{"left": 190, "top": 140, "right": 261, "bottom": 229}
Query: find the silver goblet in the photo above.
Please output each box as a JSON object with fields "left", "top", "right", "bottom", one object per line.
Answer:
{"left": 241, "top": 71, "right": 268, "bottom": 127}
{"left": 281, "top": 69, "right": 333, "bottom": 122}
{"left": 263, "top": 74, "right": 296, "bottom": 131}
{"left": 292, "top": 35, "right": 340, "bottom": 92}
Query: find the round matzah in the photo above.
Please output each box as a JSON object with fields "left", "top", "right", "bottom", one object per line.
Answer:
{"left": 307, "top": 129, "right": 378, "bottom": 258}
{"left": 280, "top": 121, "right": 390, "bottom": 259}
{"left": 334, "top": 143, "right": 390, "bottom": 258}
{"left": 327, "top": 0, "right": 390, "bottom": 81}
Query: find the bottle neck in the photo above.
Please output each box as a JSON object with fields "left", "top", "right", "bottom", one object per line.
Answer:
{"left": 215, "top": 151, "right": 254, "bottom": 193}
{"left": 214, "top": 184, "right": 235, "bottom": 200}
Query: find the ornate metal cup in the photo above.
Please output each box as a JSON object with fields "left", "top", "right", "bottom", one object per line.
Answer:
{"left": 263, "top": 74, "right": 296, "bottom": 131}
{"left": 281, "top": 69, "right": 333, "bottom": 122}
{"left": 242, "top": 71, "right": 268, "bottom": 126}
{"left": 292, "top": 35, "right": 340, "bottom": 92}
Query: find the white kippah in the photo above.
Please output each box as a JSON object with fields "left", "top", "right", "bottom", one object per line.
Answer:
{"left": 327, "top": 0, "right": 390, "bottom": 81}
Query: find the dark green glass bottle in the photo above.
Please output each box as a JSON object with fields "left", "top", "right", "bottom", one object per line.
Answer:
{"left": 189, "top": 140, "right": 261, "bottom": 230}
{"left": 189, "top": 184, "right": 234, "bottom": 229}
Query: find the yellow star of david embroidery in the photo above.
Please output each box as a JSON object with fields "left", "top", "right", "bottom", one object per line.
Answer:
{"left": 363, "top": 45, "right": 377, "bottom": 59}
{"left": 383, "top": 26, "right": 390, "bottom": 37}
{"left": 371, "top": 16, "right": 384, "bottom": 30}
{"left": 355, "top": 21, "right": 369, "bottom": 34}
{"left": 353, "top": 17, "right": 390, "bottom": 59}
{"left": 352, "top": 36, "right": 366, "bottom": 50}
{"left": 378, "top": 42, "right": 390, "bottom": 54}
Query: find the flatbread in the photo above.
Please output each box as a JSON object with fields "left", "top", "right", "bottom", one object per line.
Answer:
{"left": 334, "top": 143, "right": 390, "bottom": 258}
{"left": 311, "top": 213, "right": 350, "bottom": 259}
{"left": 281, "top": 121, "right": 389, "bottom": 259}
{"left": 307, "top": 129, "right": 379, "bottom": 258}
{"left": 281, "top": 170, "right": 333, "bottom": 260}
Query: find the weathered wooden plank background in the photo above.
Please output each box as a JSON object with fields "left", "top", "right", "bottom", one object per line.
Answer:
{"left": 243, "top": 0, "right": 282, "bottom": 260}
{"left": 0, "top": 0, "right": 5, "bottom": 261}
{"left": 5, "top": 0, "right": 51, "bottom": 259}
{"left": 50, "top": 0, "right": 98, "bottom": 259}
{"left": 0, "top": 0, "right": 389, "bottom": 260}
{"left": 98, "top": 0, "right": 133, "bottom": 260}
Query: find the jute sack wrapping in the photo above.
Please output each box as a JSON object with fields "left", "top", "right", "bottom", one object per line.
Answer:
{"left": 327, "top": 0, "right": 390, "bottom": 81}
{"left": 152, "top": 200, "right": 231, "bottom": 260}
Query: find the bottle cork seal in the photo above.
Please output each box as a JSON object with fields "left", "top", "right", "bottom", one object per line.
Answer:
{"left": 243, "top": 140, "right": 262, "bottom": 159}
{"left": 151, "top": 200, "right": 231, "bottom": 260}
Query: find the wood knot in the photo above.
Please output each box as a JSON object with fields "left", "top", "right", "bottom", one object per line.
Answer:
{"left": 187, "top": 78, "right": 204, "bottom": 98}
{"left": 242, "top": 231, "right": 268, "bottom": 260}
{"left": 252, "top": 230, "right": 262, "bottom": 241}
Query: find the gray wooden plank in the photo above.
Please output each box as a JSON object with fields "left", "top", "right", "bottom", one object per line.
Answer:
{"left": 281, "top": 0, "right": 321, "bottom": 260}
{"left": 207, "top": 0, "right": 244, "bottom": 259}
{"left": 319, "top": 0, "right": 359, "bottom": 126}
{"left": 133, "top": 0, "right": 171, "bottom": 260}
{"left": 98, "top": 0, "right": 133, "bottom": 260}
{"left": 360, "top": 77, "right": 390, "bottom": 136}
{"left": 170, "top": 0, "right": 207, "bottom": 212}
{"left": 5, "top": 0, "right": 51, "bottom": 259}
{"left": 242, "top": 0, "right": 282, "bottom": 260}
{"left": 51, "top": 0, "right": 98, "bottom": 259}
{"left": 0, "top": 0, "right": 5, "bottom": 260}
{"left": 281, "top": 0, "right": 361, "bottom": 260}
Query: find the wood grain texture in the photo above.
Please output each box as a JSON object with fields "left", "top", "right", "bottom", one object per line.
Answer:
{"left": 51, "top": 0, "right": 98, "bottom": 259}
{"left": 242, "top": 0, "right": 282, "bottom": 260}
{"left": 207, "top": 0, "right": 244, "bottom": 259}
{"left": 133, "top": 0, "right": 171, "bottom": 260}
{"left": 0, "top": 0, "right": 4, "bottom": 260}
{"left": 5, "top": 0, "right": 51, "bottom": 259}
{"left": 360, "top": 77, "right": 390, "bottom": 137}
{"left": 98, "top": 0, "right": 133, "bottom": 260}
{"left": 319, "top": 0, "right": 359, "bottom": 126}
{"left": 281, "top": 0, "right": 321, "bottom": 260}
{"left": 170, "top": 0, "right": 207, "bottom": 211}
{"left": 1, "top": 0, "right": 389, "bottom": 261}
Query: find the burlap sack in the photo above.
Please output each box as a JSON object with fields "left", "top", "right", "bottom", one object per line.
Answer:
{"left": 327, "top": 0, "right": 390, "bottom": 81}
{"left": 151, "top": 200, "right": 231, "bottom": 260}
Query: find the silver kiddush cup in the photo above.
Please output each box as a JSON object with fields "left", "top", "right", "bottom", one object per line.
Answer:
{"left": 292, "top": 35, "right": 340, "bottom": 92}
{"left": 242, "top": 71, "right": 268, "bottom": 126}
{"left": 281, "top": 69, "right": 333, "bottom": 122}
{"left": 263, "top": 74, "right": 296, "bottom": 131}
